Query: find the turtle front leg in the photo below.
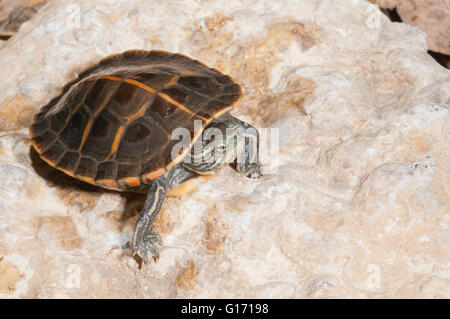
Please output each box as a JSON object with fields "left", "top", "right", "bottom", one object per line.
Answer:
{"left": 132, "top": 177, "right": 167, "bottom": 263}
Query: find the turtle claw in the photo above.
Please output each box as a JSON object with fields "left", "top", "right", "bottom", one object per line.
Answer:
{"left": 132, "top": 228, "right": 162, "bottom": 263}
{"left": 246, "top": 163, "right": 262, "bottom": 179}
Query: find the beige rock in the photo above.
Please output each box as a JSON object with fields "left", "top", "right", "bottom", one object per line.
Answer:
{"left": 0, "top": 0, "right": 51, "bottom": 34}
{"left": 0, "top": 0, "right": 448, "bottom": 298}
{"left": 373, "top": 0, "right": 450, "bottom": 55}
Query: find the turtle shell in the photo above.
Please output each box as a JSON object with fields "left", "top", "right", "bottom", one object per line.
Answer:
{"left": 30, "top": 50, "right": 241, "bottom": 191}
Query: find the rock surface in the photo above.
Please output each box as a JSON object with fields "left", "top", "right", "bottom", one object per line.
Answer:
{"left": 0, "top": 0, "right": 50, "bottom": 35}
{"left": 373, "top": 0, "right": 450, "bottom": 55}
{"left": 0, "top": 0, "right": 449, "bottom": 298}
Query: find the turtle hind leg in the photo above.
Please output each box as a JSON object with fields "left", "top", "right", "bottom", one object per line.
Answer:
{"left": 132, "top": 177, "right": 167, "bottom": 263}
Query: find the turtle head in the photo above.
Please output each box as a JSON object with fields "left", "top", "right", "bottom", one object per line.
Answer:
{"left": 184, "top": 115, "right": 261, "bottom": 178}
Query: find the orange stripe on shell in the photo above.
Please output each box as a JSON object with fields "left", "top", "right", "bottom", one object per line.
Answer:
{"left": 77, "top": 78, "right": 121, "bottom": 152}
{"left": 125, "top": 98, "right": 152, "bottom": 123}
{"left": 164, "top": 75, "right": 179, "bottom": 88}
{"left": 85, "top": 74, "right": 207, "bottom": 121}
{"left": 118, "top": 176, "right": 141, "bottom": 188}
{"left": 78, "top": 118, "right": 94, "bottom": 151}
{"left": 124, "top": 78, "right": 157, "bottom": 94}
{"left": 104, "top": 124, "right": 125, "bottom": 161}
{"left": 141, "top": 167, "right": 166, "bottom": 182}
{"left": 75, "top": 174, "right": 96, "bottom": 185}
{"left": 83, "top": 75, "right": 123, "bottom": 83}
{"left": 158, "top": 92, "right": 207, "bottom": 122}
{"left": 96, "top": 179, "right": 119, "bottom": 190}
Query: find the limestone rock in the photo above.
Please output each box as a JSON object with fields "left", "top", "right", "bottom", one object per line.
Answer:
{"left": 0, "top": 0, "right": 448, "bottom": 298}
{"left": 0, "top": 0, "right": 50, "bottom": 35}
{"left": 373, "top": 0, "right": 450, "bottom": 55}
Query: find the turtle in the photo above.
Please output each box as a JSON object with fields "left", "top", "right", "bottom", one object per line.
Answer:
{"left": 29, "top": 50, "right": 261, "bottom": 262}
